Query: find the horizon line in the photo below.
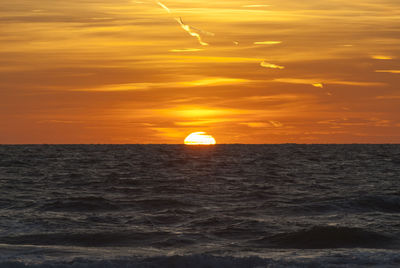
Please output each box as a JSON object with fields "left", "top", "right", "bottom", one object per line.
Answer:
{"left": 1, "top": 143, "right": 399, "bottom": 146}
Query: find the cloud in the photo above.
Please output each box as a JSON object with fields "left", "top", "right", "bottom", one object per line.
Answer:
{"left": 254, "top": 41, "right": 282, "bottom": 45}
{"left": 274, "top": 78, "right": 385, "bottom": 87}
{"left": 150, "top": 127, "right": 184, "bottom": 138}
{"left": 376, "top": 95, "right": 400, "bottom": 100}
{"left": 242, "top": 5, "right": 271, "bottom": 8}
{"left": 72, "top": 77, "right": 250, "bottom": 92}
{"left": 244, "top": 94, "right": 301, "bottom": 101}
{"left": 155, "top": 1, "right": 213, "bottom": 46}
{"left": 37, "top": 120, "right": 84, "bottom": 124}
{"left": 371, "top": 55, "right": 392, "bottom": 60}
{"left": 260, "top": 61, "right": 285, "bottom": 69}
{"left": 274, "top": 78, "right": 321, "bottom": 87}
{"left": 312, "top": 83, "right": 324, "bottom": 88}
{"left": 179, "top": 77, "right": 249, "bottom": 87}
{"left": 158, "top": 106, "right": 252, "bottom": 119}
{"left": 240, "top": 121, "right": 283, "bottom": 128}
{"left": 156, "top": 1, "right": 171, "bottom": 14}
{"left": 175, "top": 17, "right": 209, "bottom": 46}
{"left": 332, "top": 81, "right": 385, "bottom": 86}
{"left": 269, "top": 120, "right": 284, "bottom": 127}
{"left": 240, "top": 122, "right": 270, "bottom": 128}
{"left": 175, "top": 119, "right": 231, "bottom": 126}
{"left": 169, "top": 48, "right": 204, "bottom": 52}
{"left": 317, "top": 118, "right": 392, "bottom": 127}
{"left": 375, "top": 70, "right": 400, "bottom": 74}
{"left": 175, "top": 56, "right": 263, "bottom": 63}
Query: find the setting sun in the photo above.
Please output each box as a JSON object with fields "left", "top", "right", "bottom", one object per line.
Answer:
{"left": 184, "top": 132, "right": 216, "bottom": 145}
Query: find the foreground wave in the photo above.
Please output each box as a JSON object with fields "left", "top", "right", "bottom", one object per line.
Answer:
{"left": 2, "top": 252, "right": 400, "bottom": 268}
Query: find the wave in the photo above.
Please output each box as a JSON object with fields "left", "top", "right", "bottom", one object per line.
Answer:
{"left": 2, "top": 252, "right": 400, "bottom": 268}
{"left": 289, "top": 194, "right": 400, "bottom": 214}
{"left": 353, "top": 195, "right": 400, "bottom": 213}
{"left": 0, "top": 231, "right": 170, "bottom": 247}
{"left": 132, "top": 198, "right": 195, "bottom": 209}
{"left": 40, "top": 197, "right": 118, "bottom": 212}
{"left": 256, "top": 226, "right": 396, "bottom": 249}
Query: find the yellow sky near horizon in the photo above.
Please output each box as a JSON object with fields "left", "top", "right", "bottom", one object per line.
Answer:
{"left": 1, "top": 0, "right": 400, "bottom": 143}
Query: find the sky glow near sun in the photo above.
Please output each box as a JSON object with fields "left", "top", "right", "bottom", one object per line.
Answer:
{"left": 0, "top": 0, "right": 400, "bottom": 144}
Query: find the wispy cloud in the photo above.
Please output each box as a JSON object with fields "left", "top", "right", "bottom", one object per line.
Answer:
{"left": 240, "top": 122, "right": 268, "bottom": 128}
{"left": 155, "top": 1, "right": 212, "bottom": 46}
{"left": 312, "top": 83, "right": 324, "bottom": 88}
{"left": 274, "top": 78, "right": 323, "bottom": 87}
{"left": 242, "top": 5, "right": 271, "bottom": 8}
{"left": 375, "top": 70, "right": 400, "bottom": 74}
{"left": 37, "top": 120, "right": 84, "bottom": 124}
{"left": 318, "top": 118, "right": 392, "bottom": 127}
{"left": 376, "top": 95, "right": 400, "bottom": 100}
{"left": 254, "top": 41, "right": 282, "bottom": 45}
{"left": 157, "top": 106, "right": 252, "bottom": 118}
{"left": 187, "top": 24, "right": 215, "bottom": 37}
{"left": 72, "top": 77, "right": 250, "bottom": 92}
{"left": 175, "top": 119, "right": 231, "bottom": 126}
{"left": 174, "top": 55, "right": 263, "bottom": 63}
{"left": 240, "top": 121, "right": 283, "bottom": 128}
{"left": 371, "top": 55, "right": 393, "bottom": 60}
{"left": 156, "top": 1, "right": 171, "bottom": 13}
{"left": 274, "top": 78, "right": 384, "bottom": 87}
{"left": 179, "top": 77, "right": 249, "bottom": 87}
{"left": 175, "top": 17, "right": 209, "bottom": 46}
{"left": 330, "top": 81, "right": 386, "bottom": 86}
{"left": 169, "top": 48, "right": 204, "bottom": 52}
{"left": 244, "top": 94, "right": 301, "bottom": 101}
{"left": 260, "top": 61, "right": 285, "bottom": 69}
{"left": 269, "top": 120, "right": 283, "bottom": 127}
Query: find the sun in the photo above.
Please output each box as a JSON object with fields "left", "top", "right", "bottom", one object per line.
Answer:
{"left": 184, "top": 132, "right": 216, "bottom": 145}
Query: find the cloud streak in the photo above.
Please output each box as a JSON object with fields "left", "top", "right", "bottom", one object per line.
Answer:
{"left": 242, "top": 5, "right": 271, "bottom": 8}
{"left": 169, "top": 48, "right": 204, "bottom": 52}
{"left": 240, "top": 121, "right": 283, "bottom": 128}
{"left": 274, "top": 78, "right": 385, "bottom": 87}
{"left": 371, "top": 55, "right": 392, "bottom": 60}
{"left": 254, "top": 41, "right": 282, "bottom": 45}
{"left": 375, "top": 70, "right": 400, "bottom": 74}
{"left": 312, "top": 83, "right": 324, "bottom": 88}
{"left": 260, "top": 61, "right": 285, "bottom": 69}
{"left": 72, "top": 77, "right": 250, "bottom": 92}
{"left": 155, "top": 1, "right": 212, "bottom": 46}
{"left": 156, "top": 1, "right": 171, "bottom": 13}
{"left": 175, "top": 17, "right": 209, "bottom": 46}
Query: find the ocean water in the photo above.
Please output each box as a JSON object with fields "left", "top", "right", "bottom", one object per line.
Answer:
{"left": 0, "top": 144, "right": 399, "bottom": 267}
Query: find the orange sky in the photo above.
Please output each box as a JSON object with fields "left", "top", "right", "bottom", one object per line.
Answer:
{"left": 1, "top": 0, "right": 399, "bottom": 144}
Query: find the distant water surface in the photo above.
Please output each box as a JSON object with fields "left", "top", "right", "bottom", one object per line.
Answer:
{"left": 0, "top": 145, "right": 399, "bottom": 267}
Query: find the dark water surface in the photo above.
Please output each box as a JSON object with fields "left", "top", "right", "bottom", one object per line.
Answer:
{"left": 0, "top": 145, "right": 399, "bottom": 267}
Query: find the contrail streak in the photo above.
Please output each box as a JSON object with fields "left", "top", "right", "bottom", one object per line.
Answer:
{"left": 176, "top": 17, "right": 209, "bottom": 46}
{"left": 189, "top": 25, "right": 215, "bottom": 37}
{"left": 155, "top": 1, "right": 210, "bottom": 46}
{"left": 156, "top": 1, "right": 171, "bottom": 13}
{"left": 155, "top": 1, "right": 238, "bottom": 47}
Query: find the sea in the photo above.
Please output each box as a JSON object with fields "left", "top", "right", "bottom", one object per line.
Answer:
{"left": 0, "top": 144, "right": 399, "bottom": 267}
